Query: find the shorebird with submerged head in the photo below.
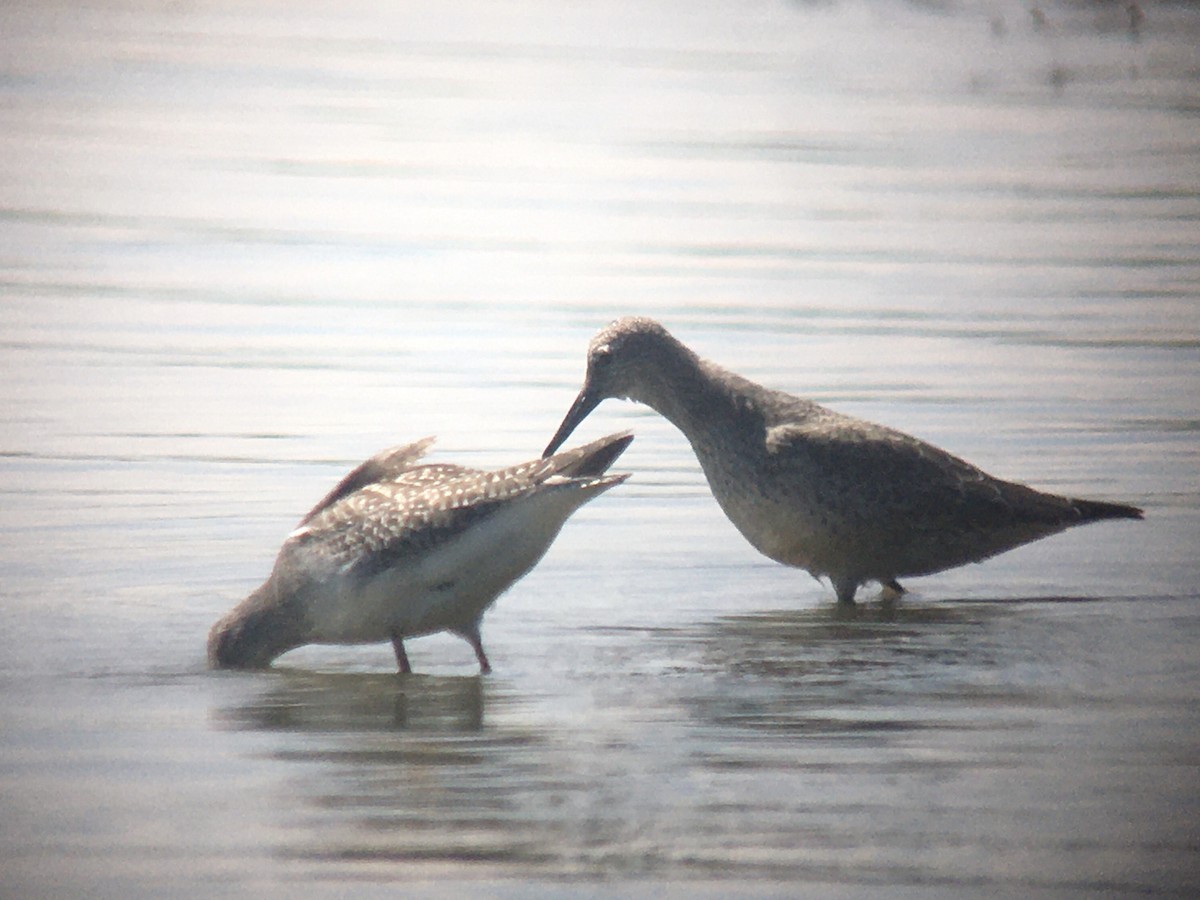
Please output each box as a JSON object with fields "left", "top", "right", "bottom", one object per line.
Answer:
{"left": 209, "top": 431, "right": 632, "bottom": 673}
{"left": 543, "top": 317, "right": 1142, "bottom": 605}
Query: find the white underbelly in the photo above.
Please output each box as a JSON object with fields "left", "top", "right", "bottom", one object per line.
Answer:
{"left": 302, "top": 490, "right": 582, "bottom": 643}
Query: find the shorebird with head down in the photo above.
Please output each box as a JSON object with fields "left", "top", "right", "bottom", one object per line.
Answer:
{"left": 543, "top": 317, "right": 1142, "bottom": 605}
{"left": 208, "top": 431, "right": 632, "bottom": 673}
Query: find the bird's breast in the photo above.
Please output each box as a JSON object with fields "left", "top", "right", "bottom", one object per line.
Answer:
{"left": 688, "top": 432, "right": 869, "bottom": 578}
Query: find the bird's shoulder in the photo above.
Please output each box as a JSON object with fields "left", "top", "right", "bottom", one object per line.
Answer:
{"left": 764, "top": 410, "right": 1001, "bottom": 500}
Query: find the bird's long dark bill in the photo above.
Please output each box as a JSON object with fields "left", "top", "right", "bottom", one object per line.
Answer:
{"left": 542, "top": 389, "right": 601, "bottom": 458}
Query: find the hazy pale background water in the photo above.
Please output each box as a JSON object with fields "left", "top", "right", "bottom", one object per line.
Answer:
{"left": 1, "top": 0, "right": 1198, "bottom": 896}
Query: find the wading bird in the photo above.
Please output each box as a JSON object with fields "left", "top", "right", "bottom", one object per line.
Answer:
{"left": 209, "top": 431, "right": 632, "bottom": 672}
{"left": 543, "top": 317, "right": 1141, "bottom": 604}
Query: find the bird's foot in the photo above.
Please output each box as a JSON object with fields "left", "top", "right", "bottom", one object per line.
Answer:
{"left": 453, "top": 625, "right": 492, "bottom": 675}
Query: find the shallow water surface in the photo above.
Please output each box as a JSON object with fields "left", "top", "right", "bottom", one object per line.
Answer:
{"left": 1, "top": 0, "right": 1199, "bottom": 896}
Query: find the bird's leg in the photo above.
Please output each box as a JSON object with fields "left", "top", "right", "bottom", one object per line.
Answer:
{"left": 880, "top": 579, "right": 906, "bottom": 602}
{"left": 833, "top": 576, "right": 859, "bottom": 605}
{"left": 453, "top": 623, "right": 492, "bottom": 674}
{"left": 391, "top": 634, "right": 412, "bottom": 674}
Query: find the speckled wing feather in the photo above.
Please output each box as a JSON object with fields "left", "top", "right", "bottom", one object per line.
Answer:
{"left": 287, "top": 465, "right": 545, "bottom": 579}
{"left": 299, "top": 436, "right": 437, "bottom": 525}
{"left": 281, "top": 432, "right": 632, "bottom": 583}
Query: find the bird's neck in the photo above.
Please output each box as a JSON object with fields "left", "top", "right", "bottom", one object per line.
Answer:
{"left": 632, "top": 349, "right": 768, "bottom": 448}
{"left": 208, "top": 578, "right": 309, "bottom": 668}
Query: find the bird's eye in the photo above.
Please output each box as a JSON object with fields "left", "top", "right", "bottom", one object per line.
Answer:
{"left": 591, "top": 344, "right": 613, "bottom": 368}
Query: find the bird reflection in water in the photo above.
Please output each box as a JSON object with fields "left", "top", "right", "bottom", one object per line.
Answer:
{"left": 213, "top": 671, "right": 487, "bottom": 734}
